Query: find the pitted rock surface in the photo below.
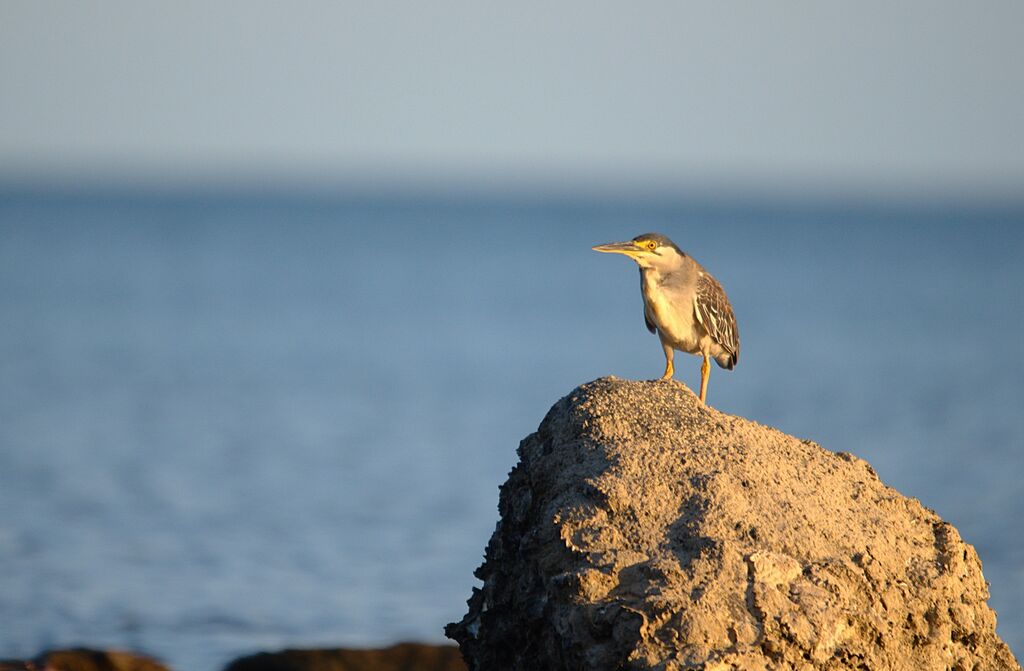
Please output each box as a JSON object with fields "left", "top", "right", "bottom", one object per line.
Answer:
{"left": 446, "top": 377, "right": 1019, "bottom": 671}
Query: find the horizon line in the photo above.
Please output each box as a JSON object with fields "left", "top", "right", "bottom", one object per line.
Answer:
{"left": 2, "top": 169, "right": 1023, "bottom": 215}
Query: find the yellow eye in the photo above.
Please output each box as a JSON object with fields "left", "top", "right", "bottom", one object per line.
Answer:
{"left": 646, "top": 240, "right": 657, "bottom": 250}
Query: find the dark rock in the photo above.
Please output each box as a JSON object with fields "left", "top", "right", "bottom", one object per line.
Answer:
{"left": 34, "top": 649, "right": 169, "bottom": 671}
{"left": 446, "top": 377, "right": 1021, "bottom": 670}
{"left": 223, "top": 643, "right": 465, "bottom": 671}
{"left": 0, "top": 660, "right": 36, "bottom": 671}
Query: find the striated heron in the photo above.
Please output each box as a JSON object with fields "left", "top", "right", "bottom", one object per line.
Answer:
{"left": 593, "top": 232, "right": 739, "bottom": 404}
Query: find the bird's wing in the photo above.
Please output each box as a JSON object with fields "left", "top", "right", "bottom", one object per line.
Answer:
{"left": 693, "top": 272, "right": 739, "bottom": 358}
{"left": 643, "top": 306, "right": 657, "bottom": 334}
{"left": 639, "top": 268, "right": 657, "bottom": 334}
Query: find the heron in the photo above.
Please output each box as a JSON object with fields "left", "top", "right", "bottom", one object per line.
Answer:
{"left": 593, "top": 233, "right": 739, "bottom": 404}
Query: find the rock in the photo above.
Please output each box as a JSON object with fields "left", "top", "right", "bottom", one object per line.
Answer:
{"left": 222, "top": 643, "right": 466, "bottom": 671}
{"left": 34, "top": 649, "right": 169, "bottom": 671}
{"left": 446, "top": 377, "right": 1020, "bottom": 670}
{"left": 0, "top": 661, "right": 34, "bottom": 671}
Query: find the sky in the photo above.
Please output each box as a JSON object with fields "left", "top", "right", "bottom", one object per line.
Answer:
{"left": 2, "top": 1, "right": 1023, "bottom": 200}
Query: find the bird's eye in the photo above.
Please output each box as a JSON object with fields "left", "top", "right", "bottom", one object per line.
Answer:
{"left": 647, "top": 241, "right": 657, "bottom": 250}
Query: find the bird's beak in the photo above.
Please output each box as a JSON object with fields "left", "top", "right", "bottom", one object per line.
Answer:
{"left": 592, "top": 241, "right": 640, "bottom": 256}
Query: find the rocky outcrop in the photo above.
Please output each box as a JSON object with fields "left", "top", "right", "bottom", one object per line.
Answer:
{"left": 20, "top": 648, "right": 170, "bottom": 671}
{"left": 222, "top": 643, "right": 466, "bottom": 671}
{"left": 446, "top": 377, "right": 1020, "bottom": 670}
{"left": 0, "top": 645, "right": 463, "bottom": 671}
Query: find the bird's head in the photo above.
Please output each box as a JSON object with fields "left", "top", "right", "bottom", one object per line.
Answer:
{"left": 592, "top": 233, "right": 685, "bottom": 270}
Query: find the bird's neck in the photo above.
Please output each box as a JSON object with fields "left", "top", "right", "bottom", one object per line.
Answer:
{"left": 641, "top": 266, "right": 674, "bottom": 286}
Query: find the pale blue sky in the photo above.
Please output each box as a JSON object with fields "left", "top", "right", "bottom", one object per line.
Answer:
{"left": 2, "top": 1, "right": 1022, "bottom": 199}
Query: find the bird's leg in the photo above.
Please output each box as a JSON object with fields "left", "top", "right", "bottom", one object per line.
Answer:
{"left": 661, "top": 342, "right": 674, "bottom": 380}
{"left": 699, "top": 354, "right": 710, "bottom": 404}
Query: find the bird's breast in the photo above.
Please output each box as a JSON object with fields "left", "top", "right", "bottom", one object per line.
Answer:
{"left": 642, "top": 277, "right": 700, "bottom": 353}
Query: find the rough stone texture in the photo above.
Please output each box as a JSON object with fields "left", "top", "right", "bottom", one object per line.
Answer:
{"left": 446, "top": 377, "right": 1020, "bottom": 671}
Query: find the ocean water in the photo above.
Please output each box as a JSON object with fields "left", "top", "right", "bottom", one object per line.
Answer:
{"left": 1, "top": 189, "right": 1022, "bottom": 669}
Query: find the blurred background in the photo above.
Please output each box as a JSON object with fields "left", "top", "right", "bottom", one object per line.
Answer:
{"left": 1, "top": 3, "right": 1022, "bottom": 670}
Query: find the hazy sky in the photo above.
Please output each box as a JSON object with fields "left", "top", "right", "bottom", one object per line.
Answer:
{"left": 2, "top": 2, "right": 1023, "bottom": 198}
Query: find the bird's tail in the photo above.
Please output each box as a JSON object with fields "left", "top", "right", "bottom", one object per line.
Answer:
{"left": 715, "top": 351, "right": 738, "bottom": 370}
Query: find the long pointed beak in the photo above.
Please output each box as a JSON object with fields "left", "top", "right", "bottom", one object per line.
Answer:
{"left": 592, "top": 241, "right": 639, "bottom": 255}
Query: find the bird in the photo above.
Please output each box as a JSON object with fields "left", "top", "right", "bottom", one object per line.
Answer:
{"left": 592, "top": 232, "right": 739, "bottom": 404}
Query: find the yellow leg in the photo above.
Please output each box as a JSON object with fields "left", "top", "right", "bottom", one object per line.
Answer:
{"left": 661, "top": 343, "right": 674, "bottom": 380}
{"left": 699, "top": 354, "right": 710, "bottom": 404}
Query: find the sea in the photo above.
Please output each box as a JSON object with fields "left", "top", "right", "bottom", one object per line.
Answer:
{"left": 1, "top": 187, "right": 1022, "bottom": 670}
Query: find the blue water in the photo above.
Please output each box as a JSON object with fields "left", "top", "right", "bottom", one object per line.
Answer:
{"left": 1, "top": 189, "right": 1022, "bottom": 669}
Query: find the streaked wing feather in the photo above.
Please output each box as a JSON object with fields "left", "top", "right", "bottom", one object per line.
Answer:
{"left": 694, "top": 272, "right": 739, "bottom": 356}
